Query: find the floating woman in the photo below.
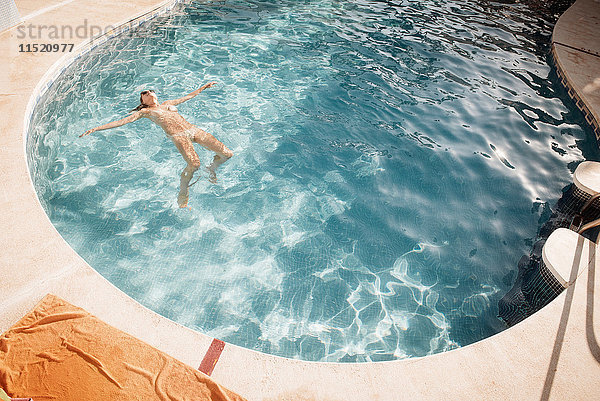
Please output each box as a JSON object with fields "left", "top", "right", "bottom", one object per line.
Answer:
{"left": 80, "top": 82, "right": 233, "bottom": 208}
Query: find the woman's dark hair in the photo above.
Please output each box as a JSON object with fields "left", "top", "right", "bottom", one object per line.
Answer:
{"left": 129, "top": 89, "right": 155, "bottom": 113}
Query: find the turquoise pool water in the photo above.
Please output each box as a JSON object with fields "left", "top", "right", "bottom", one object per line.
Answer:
{"left": 28, "top": 0, "right": 598, "bottom": 362}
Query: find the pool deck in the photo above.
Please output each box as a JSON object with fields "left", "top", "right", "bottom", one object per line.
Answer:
{"left": 552, "top": 0, "right": 600, "bottom": 143}
{"left": 1, "top": 0, "right": 599, "bottom": 400}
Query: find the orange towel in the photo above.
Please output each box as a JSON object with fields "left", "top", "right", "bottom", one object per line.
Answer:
{"left": 0, "top": 294, "right": 246, "bottom": 401}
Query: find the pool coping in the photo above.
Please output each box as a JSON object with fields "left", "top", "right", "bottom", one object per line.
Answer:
{"left": 550, "top": 1, "right": 600, "bottom": 146}
{"left": 1, "top": 1, "right": 599, "bottom": 400}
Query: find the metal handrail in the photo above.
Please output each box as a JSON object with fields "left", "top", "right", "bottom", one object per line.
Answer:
{"left": 570, "top": 192, "right": 600, "bottom": 232}
{"left": 578, "top": 218, "right": 600, "bottom": 235}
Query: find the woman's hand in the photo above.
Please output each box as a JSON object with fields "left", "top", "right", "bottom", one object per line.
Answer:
{"left": 201, "top": 81, "right": 217, "bottom": 90}
{"left": 80, "top": 128, "right": 96, "bottom": 137}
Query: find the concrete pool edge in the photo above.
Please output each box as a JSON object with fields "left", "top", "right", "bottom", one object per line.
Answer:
{"left": 1, "top": 0, "right": 599, "bottom": 400}
{"left": 550, "top": 0, "right": 600, "bottom": 146}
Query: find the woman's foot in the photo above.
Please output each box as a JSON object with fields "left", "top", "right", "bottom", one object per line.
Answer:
{"left": 177, "top": 191, "right": 189, "bottom": 208}
{"left": 206, "top": 166, "right": 217, "bottom": 184}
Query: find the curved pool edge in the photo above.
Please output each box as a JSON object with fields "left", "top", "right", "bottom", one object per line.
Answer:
{"left": 1, "top": 0, "right": 599, "bottom": 400}
{"left": 551, "top": 0, "right": 600, "bottom": 146}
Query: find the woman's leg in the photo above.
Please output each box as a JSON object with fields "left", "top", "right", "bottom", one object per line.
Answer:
{"left": 171, "top": 137, "right": 201, "bottom": 208}
{"left": 178, "top": 164, "right": 199, "bottom": 207}
{"left": 192, "top": 128, "right": 233, "bottom": 183}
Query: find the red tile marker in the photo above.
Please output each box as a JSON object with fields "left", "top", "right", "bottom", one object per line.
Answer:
{"left": 198, "top": 338, "right": 225, "bottom": 376}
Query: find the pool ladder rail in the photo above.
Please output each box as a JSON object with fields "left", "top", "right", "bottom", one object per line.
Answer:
{"left": 569, "top": 192, "right": 600, "bottom": 235}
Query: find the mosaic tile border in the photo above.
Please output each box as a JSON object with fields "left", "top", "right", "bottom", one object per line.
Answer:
{"left": 550, "top": 42, "right": 600, "bottom": 148}
{"left": 540, "top": 260, "right": 567, "bottom": 292}
{"left": 22, "top": 0, "right": 184, "bottom": 149}
{"left": 573, "top": 185, "right": 600, "bottom": 208}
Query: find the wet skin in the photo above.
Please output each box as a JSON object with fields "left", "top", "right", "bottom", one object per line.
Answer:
{"left": 80, "top": 82, "right": 233, "bottom": 208}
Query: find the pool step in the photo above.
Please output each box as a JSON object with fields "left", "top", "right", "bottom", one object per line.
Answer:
{"left": 541, "top": 228, "right": 596, "bottom": 288}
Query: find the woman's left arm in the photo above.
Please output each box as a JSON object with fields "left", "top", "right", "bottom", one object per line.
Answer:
{"left": 162, "top": 82, "right": 217, "bottom": 106}
{"left": 80, "top": 109, "right": 145, "bottom": 137}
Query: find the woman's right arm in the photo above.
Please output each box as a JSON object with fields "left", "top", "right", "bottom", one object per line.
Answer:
{"left": 80, "top": 110, "right": 145, "bottom": 137}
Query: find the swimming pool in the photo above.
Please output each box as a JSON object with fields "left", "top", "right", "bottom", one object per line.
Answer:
{"left": 27, "top": 0, "right": 598, "bottom": 362}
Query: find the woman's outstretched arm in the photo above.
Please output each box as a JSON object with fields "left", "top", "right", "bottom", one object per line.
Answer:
{"left": 162, "top": 82, "right": 217, "bottom": 106}
{"left": 80, "top": 110, "right": 145, "bottom": 137}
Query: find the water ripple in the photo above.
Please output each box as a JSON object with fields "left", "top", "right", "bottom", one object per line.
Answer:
{"left": 27, "top": 0, "right": 598, "bottom": 361}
